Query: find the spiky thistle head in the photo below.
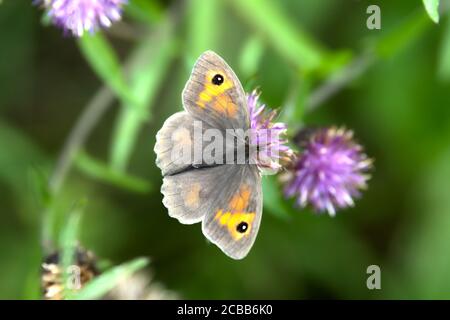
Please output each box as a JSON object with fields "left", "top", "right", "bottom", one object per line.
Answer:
{"left": 36, "top": 0, "right": 127, "bottom": 37}
{"left": 284, "top": 127, "right": 373, "bottom": 216}
{"left": 247, "top": 90, "right": 294, "bottom": 174}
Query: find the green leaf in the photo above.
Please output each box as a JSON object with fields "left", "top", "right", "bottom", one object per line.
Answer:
{"left": 59, "top": 200, "right": 86, "bottom": 298}
{"left": 59, "top": 201, "right": 85, "bottom": 267}
{"left": 0, "top": 120, "right": 48, "bottom": 225}
{"left": 28, "top": 166, "right": 52, "bottom": 208}
{"left": 438, "top": 16, "right": 450, "bottom": 81}
{"left": 70, "top": 257, "right": 149, "bottom": 300}
{"left": 375, "top": 10, "right": 431, "bottom": 58}
{"left": 423, "top": 0, "right": 440, "bottom": 23}
{"left": 0, "top": 121, "right": 47, "bottom": 192}
{"left": 78, "top": 33, "right": 136, "bottom": 107}
{"left": 109, "top": 21, "right": 177, "bottom": 171}
{"left": 227, "top": 0, "right": 326, "bottom": 72}
{"left": 75, "top": 151, "right": 151, "bottom": 193}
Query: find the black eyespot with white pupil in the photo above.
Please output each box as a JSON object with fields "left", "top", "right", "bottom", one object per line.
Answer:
{"left": 236, "top": 222, "right": 248, "bottom": 233}
{"left": 212, "top": 74, "right": 224, "bottom": 85}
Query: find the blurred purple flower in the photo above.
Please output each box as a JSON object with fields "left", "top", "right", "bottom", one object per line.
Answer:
{"left": 247, "top": 90, "right": 293, "bottom": 174}
{"left": 36, "top": 0, "right": 126, "bottom": 37}
{"left": 284, "top": 127, "right": 372, "bottom": 216}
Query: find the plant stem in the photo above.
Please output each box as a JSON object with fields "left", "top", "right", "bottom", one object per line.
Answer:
{"left": 306, "top": 52, "right": 375, "bottom": 111}
{"left": 49, "top": 86, "right": 114, "bottom": 193}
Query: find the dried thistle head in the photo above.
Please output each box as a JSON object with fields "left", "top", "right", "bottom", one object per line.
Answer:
{"left": 41, "top": 247, "right": 99, "bottom": 300}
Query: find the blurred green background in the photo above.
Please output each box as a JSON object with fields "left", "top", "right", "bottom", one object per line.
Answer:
{"left": 1, "top": 0, "right": 450, "bottom": 299}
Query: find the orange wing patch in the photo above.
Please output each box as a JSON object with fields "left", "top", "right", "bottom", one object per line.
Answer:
{"left": 214, "top": 185, "right": 255, "bottom": 240}
{"left": 213, "top": 93, "right": 237, "bottom": 117}
{"left": 184, "top": 183, "right": 201, "bottom": 209}
{"left": 196, "top": 70, "right": 236, "bottom": 117}
{"left": 229, "top": 185, "right": 251, "bottom": 211}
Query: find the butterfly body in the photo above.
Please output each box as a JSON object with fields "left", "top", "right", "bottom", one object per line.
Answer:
{"left": 154, "top": 51, "right": 262, "bottom": 259}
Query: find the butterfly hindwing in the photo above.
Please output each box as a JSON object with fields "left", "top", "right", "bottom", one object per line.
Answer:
{"left": 161, "top": 164, "right": 262, "bottom": 259}
{"left": 202, "top": 164, "right": 262, "bottom": 260}
{"left": 161, "top": 165, "right": 242, "bottom": 225}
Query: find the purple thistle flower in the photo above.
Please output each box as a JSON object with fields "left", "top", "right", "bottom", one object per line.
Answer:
{"left": 247, "top": 90, "right": 293, "bottom": 174}
{"left": 284, "top": 127, "right": 373, "bottom": 216}
{"left": 36, "top": 0, "right": 126, "bottom": 37}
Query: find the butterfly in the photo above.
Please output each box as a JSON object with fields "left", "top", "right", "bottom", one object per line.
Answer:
{"left": 154, "top": 51, "right": 263, "bottom": 260}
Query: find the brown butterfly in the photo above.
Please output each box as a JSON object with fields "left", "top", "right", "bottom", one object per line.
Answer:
{"left": 154, "top": 51, "right": 262, "bottom": 259}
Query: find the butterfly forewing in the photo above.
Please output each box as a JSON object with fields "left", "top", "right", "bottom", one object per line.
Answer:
{"left": 182, "top": 51, "right": 249, "bottom": 131}
{"left": 155, "top": 111, "right": 234, "bottom": 176}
